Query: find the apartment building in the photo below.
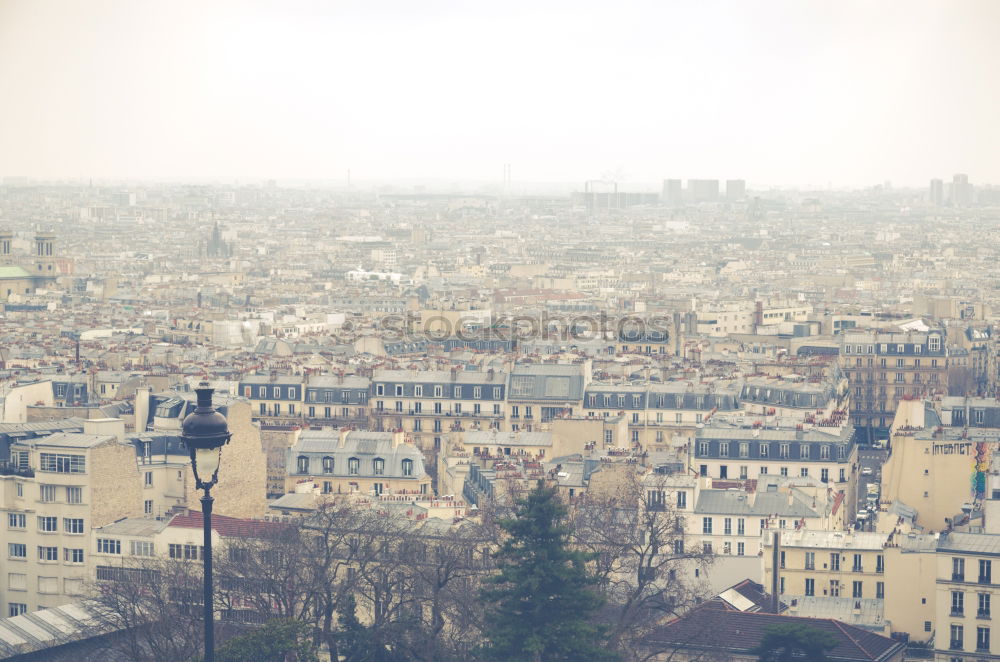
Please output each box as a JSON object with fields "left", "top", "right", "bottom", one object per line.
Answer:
{"left": 370, "top": 368, "right": 506, "bottom": 451}
{"left": 935, "top": 532, "right": 1000, "bottom": 661}
{"left": 763, "top": 531, "right": 888, "bottom": 613}
{"left": 285, "top": 428, "right": 430, "bottom": 497}
{"left": 693, "top": 422, "right": 857, "bottom": 486}
{"left": 302, "top": 375, "right": 369, "bottom": 427}
{"left": 696, "top": 478, "right": 846, "bottom": 558}
{"left": 505, "top": 362, "right": 589, "bottom": 431}
{"left": 238, "top": 374, "right": 305, "bottom": 426}
{"left": 839, "top": 330, "right": 947, "bottom": 441}
{"left": 1, "top": 430, "right": 141, "bottom": 616}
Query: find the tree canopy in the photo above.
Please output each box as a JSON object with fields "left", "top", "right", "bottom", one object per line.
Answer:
{"left": 480, "top": 481, "right": 619, "bottom": 662}
{"left": 752, "top": 623, "right": 839, "bottom": 662}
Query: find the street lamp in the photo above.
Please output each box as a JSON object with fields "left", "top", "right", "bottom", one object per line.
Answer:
{"left": 181, "top": 381, "right": 232, "bottom": 662}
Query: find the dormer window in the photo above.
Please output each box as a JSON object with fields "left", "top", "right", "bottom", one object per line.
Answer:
{"left": 373, "top": 458, "right": 385, "bottom": 475}
{"left": 322, "top": 456, "right": 334, "bottom": 473}
{"left": 296, "top": 456, "right": 309, "bottom": 474}
{"left": 349, "top": 458, "right": 360, "bottom": 475}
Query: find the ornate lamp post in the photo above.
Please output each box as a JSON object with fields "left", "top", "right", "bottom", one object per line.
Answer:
{"left": 181, "top": 382, "right": 232, "bottom": 662}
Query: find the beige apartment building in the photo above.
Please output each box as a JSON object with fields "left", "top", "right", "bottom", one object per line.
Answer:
{"left": 935, "top": 532, "right": 1000, "bottom": 661}
{"left": 763, "top": 530, "right": 888, "bottom": 608}
{"left": 1, "top": 429, "right": 141, "bottom": 616}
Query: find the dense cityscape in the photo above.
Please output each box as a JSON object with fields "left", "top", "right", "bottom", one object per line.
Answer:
{"left": 3, "top": 0, "right": 999, "bottom": 660}
{"left": 0, "top": 175, "right": 998, "bottom": 660}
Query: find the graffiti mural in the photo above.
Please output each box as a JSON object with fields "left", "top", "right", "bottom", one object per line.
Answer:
{"left": 973, "top": 441, "right": 988, "bottom": 500}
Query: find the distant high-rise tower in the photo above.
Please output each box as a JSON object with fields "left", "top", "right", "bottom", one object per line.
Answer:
{"left": 953, "top": 174, "right": 972, "bottom": 206}
{"left": 725, "top": 179, "right": 746, "bottom": 201}
{"left": 687, "top": 179, "right": 719, "bottom": 203}
{"left": 929, "top": 179, "right": 944, "bottom": 205}
{"left": 661, "top": 179, "right": 683, "bottom": 205}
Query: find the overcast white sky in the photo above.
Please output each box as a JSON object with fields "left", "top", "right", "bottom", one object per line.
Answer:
{"left": 0, "top": 0, "right": 997, "bottom": 188}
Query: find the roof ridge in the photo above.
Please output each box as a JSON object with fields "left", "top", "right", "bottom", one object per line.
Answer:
{"left": 832, "top": 619, "right": 874, "bottom": 659}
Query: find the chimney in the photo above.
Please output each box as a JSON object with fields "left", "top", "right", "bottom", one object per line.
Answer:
{"left": 450, "top": 366, "right": 458, "bottom": 381}
{"left": 487, "top": 368, "right": 495, "bottom": 382}
{"left": 392, "top": 428, "right": 405, "bottom": 448}
{"left": 339, "top": 427, "right": 350, "bottom": 448}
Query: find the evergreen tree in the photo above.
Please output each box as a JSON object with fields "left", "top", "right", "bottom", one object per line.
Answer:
{"left": 479, "top": 481, "right": 619, "bottom": 662}
{"left": 213, "top": 619, "right": 318, "bottom": 662}
{"left": 751, "top": 623, "right": 838, "bottom": 662}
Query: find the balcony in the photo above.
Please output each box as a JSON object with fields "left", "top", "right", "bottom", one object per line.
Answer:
{"left": 978, "top": 610, "right": 991, "bottom": 620}
{"left": 953, "top": 573, "right": 966, "bottom": 582}
{"left": 980, "top": 576, "right": 992, "bottom": 585}
{"left": 951, "top": 609, "right": 965, "bottom": 617}
{"left": 950, "top": 641, "right": 963, "bottom": 651}
{"left": 0, "top": 462, "right": 34, "bottom": 478}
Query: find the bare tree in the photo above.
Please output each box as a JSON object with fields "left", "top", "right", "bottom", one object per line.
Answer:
{"left": 570, "top": 471, "right": 713, "bottom": 662}
{"left": 87, "top": 557, "right": 205, "bottom": 662}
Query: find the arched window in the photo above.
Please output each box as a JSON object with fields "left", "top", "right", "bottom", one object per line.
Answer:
{"left": 322, "top": 456, "right": 334, "bottom": 474}
{"left": 296, "top": 455, "right": 309, "bottom": 474}
{"left": 401, "top": 459, "right": 414, "bottom": 477}
{"left": 348, "top": 457, "right": 360, "bottom": 475}
{"left": 373, "top": 458, "right": 385, "bottom": 476}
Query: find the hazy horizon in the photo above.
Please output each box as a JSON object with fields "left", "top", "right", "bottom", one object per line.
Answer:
{"left": 2, "top": 0, "right": 998, "bottom": 188}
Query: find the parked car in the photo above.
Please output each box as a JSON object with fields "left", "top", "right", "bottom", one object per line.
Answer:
{"left": 861, "top": 467, "right": 873, "bottom": 476}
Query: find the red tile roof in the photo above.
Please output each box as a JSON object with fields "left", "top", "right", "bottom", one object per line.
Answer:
{"left": 168, "top": 511, "right": 290, "bottom": 538}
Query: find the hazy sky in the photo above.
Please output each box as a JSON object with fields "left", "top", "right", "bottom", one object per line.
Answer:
{"left": 1, "top": 0, "right": 998, "bottom": 187}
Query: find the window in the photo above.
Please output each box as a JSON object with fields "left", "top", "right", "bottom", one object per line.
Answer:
{"left": 876, "top": 581, "right": 885, "bottom": 599}
{"left": 296, "top": 455, "right": 309, "bottom": 473}
{"left": 719, "top": 442, "right": 729, "bottom": 457}
{"left": 800, "top": 468, "right": 809, "bottom": 477}
{"left": 38, "top": 546, "right": 58, "bottom": 561}
{"left": 64, "top": 518, "right": 84, "bottom": 534}
{"left": 65, "top": 548, "right": 84, "bottom": 564}
{"left": 951, "top": 624, "right": 964, "bottom": 650}
{"left": 981, "top": 559, "right": 992, "bottom": 584}
{"left": 724, "top": 518, "right": 732, "bottom": 535}
{"left": 805, "top": 578, "right": 815, "bottom": 596}
{"left": 702, "top": 517, "right": 713, "bottom": 534}
{"left": 821, "top": 468, "right": 829, "bottom": 483}
{"left": 955, "top": 557, "right": 966, "bottom": 581}
{"left": 677, "top": 491, "right": 687, "bottom": 508}
{"left": 169, "top": 544, "right": 204, "bottom": 561}
{"left": 953, "top": 591, "right": 966, "bottom": 616}
{"left": 800, "top": 444, "right": 810, "bottom": 459}
{"left": 373, "top": 458, "right": 385, "bottom": 475}
{"left": 39, "top": 453, "right": 85, "bottom": 473}
{"left": 322, "top": 456, "right": 334, "bottom": 474}
{"left": 8, "top": 604, "right": 26, "bottom": 617}
{"left": 981, "top": 593, "right": 992, "bottom": 617}
{"left": 805, "top": 552, "right": 815, "bottom": 570}
{"left": 97, "top": 538, "right": 121, "bottom": 555}
{"left": 39, "top": 485, "right": 57, "bottom": 502}
{"left": 829, "top": 580, "right": 840, "bottom": 597}
{"left": 779, "top": 444, "right": 789, "bottom": 459}
{"left": 737, "top": 542, "right": 744, "bottom": 556}
{"left": 703, "top": 542, "right": 712, "bottom": 555}
{"left": 852, "top": 581, "right": 863, "bottom": 598}
{"left": 698, "top": 442, "right": 709, "bottom": 456}
{"left": 144, "top": 500, "right": 153, "bottom": 515}
{"left": 349, "top": 458, "right": 360, "bottom": 475}
{"left": 839, "top": 468, "right": 846, "bottom": 482}
{"left": 820, "top": 445, "right": 830, "bottom": 460}
{"left": 402, "top": 459, "right": 414, "bottom": 477}
{"left": 875, "top": 554, "right": 884, "bottom": 573}
{"left": 144, "top": 471, "right": 153, "bottom": 486}
{"left": 977, "top": 626, "right": 990, "bottom": 652}
{"left": 830, "top": 553, "right": 840, "bottom": 571}
{"left": 434, "top": 385, "right": 443, "bottom": 398}
{"left": 853, "top": 553, "right": 863, "bottom": 572}
{"left": 38, "top": 516, "right": 57, "bottom": 532}
{"left": 759, "top": 443, "right": 768, "bottom": 457}
{"left": 8, "top": 513, "right": 25, "bottom": 529}
{"left": 131, "top": 541, "right": 154, "bottom": 557}
{"left": 66, "top": 486, "right": 82, "bottom": 504}
{"left": 8, "top": 543, "right": 26, "bottom": 559}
